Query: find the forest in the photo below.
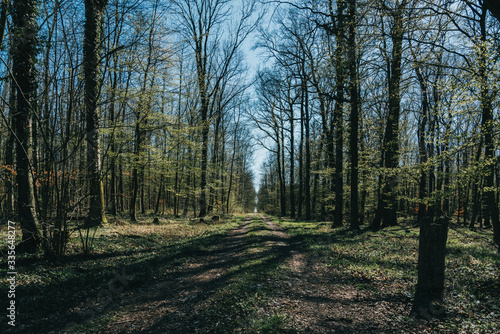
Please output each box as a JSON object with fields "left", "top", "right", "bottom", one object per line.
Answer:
{"left": 1, "top": 0, "right": 500, "bottom": 333}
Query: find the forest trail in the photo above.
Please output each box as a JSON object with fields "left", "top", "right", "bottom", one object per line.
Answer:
{"left": 65, "top": 214, "right": 407, "bottom": 333}
{"left": 95, "top": 215, "right": 259, "bottom": 333}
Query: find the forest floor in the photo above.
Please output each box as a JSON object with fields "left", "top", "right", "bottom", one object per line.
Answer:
{"left": 1, "top": 213, "right": 499, "bottom": 333}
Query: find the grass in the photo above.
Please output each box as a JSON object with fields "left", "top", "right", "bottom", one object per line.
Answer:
{"left": 2, "top": 214, "right": 498, "bottom": 333}
{"left": 273, "top": 216, "right": 500, "bottom": 333}
{"left": 0, "top": 214, "right": 242, "bottom": 333}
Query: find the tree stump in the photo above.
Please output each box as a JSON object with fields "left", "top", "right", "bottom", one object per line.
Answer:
{"left": 411, "top": 217, "right": 448, "bottom": 319}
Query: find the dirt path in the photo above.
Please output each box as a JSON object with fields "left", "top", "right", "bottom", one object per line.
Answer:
{"left": 96, "top": 215, "right": 257, "bottom": 333}
{"left": 66, "top": 214, "right": 408, "bottom": 333}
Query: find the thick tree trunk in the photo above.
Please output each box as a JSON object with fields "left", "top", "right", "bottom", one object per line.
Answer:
{"left": 414, "top": 65, "right": 429, "bottom": 222}
{"left": 84, "top": 0, "right": 108, "bottom": 228}
{"left": 0, "top": 0, "right": 7, "bottom": 47}
{"left": 12, "top": 0, "right": 41, "bottom": 253}
{"left": 411, "top": 217, "right": 448, "bottom": 319}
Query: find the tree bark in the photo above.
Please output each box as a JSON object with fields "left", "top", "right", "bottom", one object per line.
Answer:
{"left": 411, "top": 217, "right": 448, "bottom": 319}
{"left": 12, "top": 0, "right": 41, "bottom": 253}
{"left": 372, "top": 1, "right": 405, "bottom": 229}
{"left": 333, "top": 0, "right": 345, "bottom": 227}
{"left": 4, "top": 82, "right": 15, "bottom": 219}
{"left": 84, "top": 0, "right": 108, "bottom": 227}
{"left": 478, "top": 5, "right": 500, "bottom": 247}
{"left": 348, "top": 0, "right": 359, "bottom": 230}
{"left": 289, "top": 100, "right": 295, "bottom": 218}
{"left": 414, "top": 65, "right": 429, "bottom": 222}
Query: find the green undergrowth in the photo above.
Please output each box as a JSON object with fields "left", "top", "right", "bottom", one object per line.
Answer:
{"left": 0, "top": 214, "right": 243, "bottom": 333}
{"left": 271, "top": 216, "right": 500, "bottom": 333}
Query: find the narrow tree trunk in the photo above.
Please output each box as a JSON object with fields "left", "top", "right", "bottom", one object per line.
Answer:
{"left": 304, "top": 79, "right": 311, "bottom": 220}
{"left": 154, "top": 174, "right": 163, "bottom": 215}
{"left": 108, "top": 62, "right": 119, "bottom": 216}
{"left": 298, "top": 97, "right": 304, "bottom": 219}
{"left": 348, "top": 0, "right": 359, "bottom": 229}
{"left": 118, "top": 156, "right": 124, "bottom": 212}
{"left": 289, "top": 101, "right": 295, "bottom": 218}
{"left": 129, "top": 120, "right": 141, "bottom": 222}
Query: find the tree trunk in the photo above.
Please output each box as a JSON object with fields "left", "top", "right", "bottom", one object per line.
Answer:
{"left": 373, "top": 2, "right": 405, "bottom": 229}
{"left": 333, "top": 1, "right": 345, "bottom": 227}
{"left": 12, "top": 0, "right": 41, "bottom": 253}
{"left": 304, "top": 78, "right": 311, "bottom": 220}
{"left": 411, "top": 217, "right": 448, "bottom": 319}
{"left": 4, "top": 83, "right": 15, "bottom": 219}
{"left": 84, "top": 0, "right": 108, "bottom": 228}
{"left": 289, "top": 101, "right": 295, "bottom": 219}
{"left": 478, "top": 5, "right": 500, "bottom": 248}
{"left": 108, "top": 58, "right": 119, "bottom": 216}
{"left": 348, "top": 0, "right": 359, "bottom": 229}
{"left": 414, "top": 64, "right": 429, "bottom": 222}
{"left": 298, "top": 95, "right": 304, "bottom": 219}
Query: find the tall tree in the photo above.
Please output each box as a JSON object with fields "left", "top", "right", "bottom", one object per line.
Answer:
{"left": 476, "top": 1, "right": 500, "bottom": 248}
{"left": 332, "top": 0, "right": 346, "bottom": 227}
{"left": 84, "top": 0, "right": 108, "bottom": 227}
{"left": 347, "top": 0, "right": 359, "bottom": 229}
{"left": 371, "top": 0, "right": 408, "bottom": 230}
{"left": 12, "top": 0, "right": 41, "bottom": 253}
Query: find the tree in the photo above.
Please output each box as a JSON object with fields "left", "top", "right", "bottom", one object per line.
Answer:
{"left": 348, "top": 0, "right": 360, "bottom": 229}
{"left": 84, "top": 0, "right": 108, "bottom": 227}
{"left": 371, "top": 0, "right": 408, "bottom": 230}
{"left": 12, "top": 0, "right": 41, "bottom": 253}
